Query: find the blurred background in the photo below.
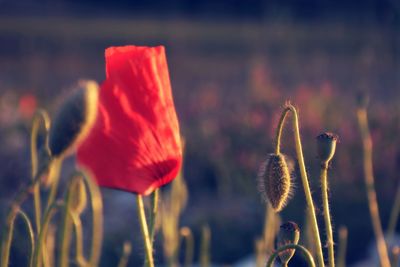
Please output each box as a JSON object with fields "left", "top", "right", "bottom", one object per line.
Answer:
{"left": 0, "top": 0, "right": 399, "bottom": 266}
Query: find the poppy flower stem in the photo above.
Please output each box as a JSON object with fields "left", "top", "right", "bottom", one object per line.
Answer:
{"left": 266, "top": 244, "right": 315, "bottom": 267}
{"left": 320, "top": 163, "right": 335, "bottom": 267}
{"left": 137, "top": 195, "right": 155, "bottom": 267}
{"left": 274, "top": 104, "right": 325, "bottom": 267}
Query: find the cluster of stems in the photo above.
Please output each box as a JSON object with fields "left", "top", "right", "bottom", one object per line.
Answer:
{"left": 0, "top": 110, "right": 104, "bottom": 267}
{"left": 267, "top": 104, "right": 339, "bottom": 267}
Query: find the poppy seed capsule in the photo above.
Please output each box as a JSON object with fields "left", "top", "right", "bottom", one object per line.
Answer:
{"left": 277, "top": 221, "right": 300, "bottom": 265}
{"left": 258, "top": 153, "right": 291, "bottom": 212}
{"left": 49, "top": 81, "right": 99, "bottom": 158}
{"left": 316, "top": 132, "right": 338, "bottom": 164}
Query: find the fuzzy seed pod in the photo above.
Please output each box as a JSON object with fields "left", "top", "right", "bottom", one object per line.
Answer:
{"left": 277, "top": 221, "right": 300, "bottom": 265}
{"left": 49, "top": 81, "right": 99, "bottom": 158}
{"left": 258, "top": 153, "right": 292, "bottom": 212}
{"left": 316, "top": 132, "right": 338, "bottom": 164}
{"left": 70, "top": 178, "right": 87, "bottom": 215}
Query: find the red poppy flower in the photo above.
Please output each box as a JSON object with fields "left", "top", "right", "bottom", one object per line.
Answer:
{"left": 77, "top": 46, "right": 182, "bottom": 195}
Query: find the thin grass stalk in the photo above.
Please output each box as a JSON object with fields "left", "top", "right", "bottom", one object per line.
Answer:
{"left": 0, "top": 169, "right": 46, "bottom": 267}
{"left": 137, "top": 195, "right": 154, "bottom": 267}
{"left": 45, "top": 157, "right": 62, "bottom": 213}
{"left": 117, "top": 242, "right": 132, "bottom": 267}
{"left": 266, "top": 244, "right": 315, "bottom": 267}
{"left": 320, "top": 164, "right": 335, "bottom": 267}
{"left": 336, "top": 226, "right": 348, "bottom": 267}
{"left": 356, "top": 107, "right": 390, "bottom": 267}
{"left": 275, "top": 104, "right": 325, "bottom": 267}
{"left": 387, "top": 184, "right": 400, "bottom": 239}
{"left": 0, "top": 209, "right": 35, "bottom": 267}
{"left": 148, "top": 189, "right": 159, "bottom": 242}
{"left": 78, "top": 171, "right": 103, "bottom": 267}
{"left": 180, "top": 227, "right": 194, "bottom": 267}
{"left": 32, "top": 202, "right": 63, "bottom": 267}
{"left": 58, "top": 178, "right": 79, "bottom": 267}
{"left": 69, "top": 211, "right": 87, "bottom": 267}
{"left": 30, "top": 110, "right": 50, "bottom": 234}
{"left": 200, "top": 225, "right": 211, "bottom": 267}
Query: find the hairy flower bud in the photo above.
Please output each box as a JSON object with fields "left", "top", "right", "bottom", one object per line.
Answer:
{"left": 49, "top": 80, "right": 99, "bottom": 158}
{"left": 258, "top": 153, "right": 292, "bottom": 212}
{"left": 316, "top": 132, "right": 338, "bottom": 164}
{"left": 277, "top": 221, "right": 300, "bottom": 265}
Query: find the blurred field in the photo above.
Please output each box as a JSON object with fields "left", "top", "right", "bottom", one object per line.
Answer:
{"left": 0, "top": 15, "right": 399, "bottom": 266}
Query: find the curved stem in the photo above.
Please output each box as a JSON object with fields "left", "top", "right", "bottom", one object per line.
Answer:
{"left": 137, "top": 195, "right": 154, "bottom": 267}
{"left": 30, "top": 110, "right": 51, "bottom": 234}
{"left": 356, "top": 107, "right": 390, "bottom": 267}
{"left": 274, "top": 108, "right": 290, "bottom": 155}
{"left": 276, "top": 104, "right": 325, "bottom": 267}
{"left": 1, "top": 170, "right": 45, "bottom": 267}
{"left": 79, "top": 170, "right": 103, "bottom": 267}
{"left": 266, "top": 244, "right": 316, "bottom": 267}
{"left": 45, "top": 157, "right": 62, "bottom": 213}
{"left": 70, "top": 211, "right": 87, "bottom": 267}
{"left": 33, "top": 202, "right": 63, "bottom": 267}
{"left": 0, "top": 209, "right": 36, "bottom": 267}
{"left": 320, "top": 163, "right": 335, "bottom": 267}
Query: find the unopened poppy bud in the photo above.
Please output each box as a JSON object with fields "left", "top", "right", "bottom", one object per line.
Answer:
{"left": 70, "top": 178, "right": 87, "bottom": 215}
{"left": 258, "top": 153, "right": 292, "bottom": 212}
{"left": 316, "top": 132, "right": 338, "bottom": 164}
{"left": 277, "top": 221, "right": 300, "bottom": 265}
{"left": 49, "top": 81, "right": 99, "bottom": 158}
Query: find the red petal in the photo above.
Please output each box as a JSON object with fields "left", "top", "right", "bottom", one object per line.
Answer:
{"left": 77, "top": 46, "right": 182, "bottom": 195}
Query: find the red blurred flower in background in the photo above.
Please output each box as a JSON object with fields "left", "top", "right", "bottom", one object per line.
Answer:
{"left": 77, "top": 46, "right": 182, "bottom": 195}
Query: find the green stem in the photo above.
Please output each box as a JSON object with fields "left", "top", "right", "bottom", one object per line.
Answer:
{"left": 79, "top": 171, "right": 103, "bottom": 267}
{"left": 137, "top": 195, "right": 154, "bottom": 267}
{"left": 0, "top": 169, "right": 46, "bottom": 267}
{"left": 274, "top": 108, "right": 290, "bottom": 155}
{"left": 145, "top": 189, "right": 159, "bottom": 267}
{"left": 70, "top": 211, "right": 87, "bottom": 267}
{"left": 30, "top": 110, "right": 50, "bottom": 234}
{"left": 45, "top": 157, "right": 62, "bottom": 213}
{"left": 0, "top": 209, "right": 35, "bottom": 267}
{"left": 180, "top": 227, "right": 194, "bottom": 267}
{"left": 117, "top": 242, "right": 132, "bottom": 267}
{"left": 356, "top": 108, "right": 390, "bottom": 267}
{"left": 275, "top": 104, "right": 325, "bottom": 267}
{"left": 32, "top": 202, "right": 63, "bottom": 267}
{"left": 320, "top": 163, "right": 335, "bottom": 267}
{"left": 58, "top": 177, "right": 77, "bottom": 267}
{"left": 200, "top": 225, "right": 211, "bottom": 267}
{"left": 387, "top": 184, "right": 400, "bottom": 239}
{"left": 266, "top": 244, "right": 316, "bottom": 267}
